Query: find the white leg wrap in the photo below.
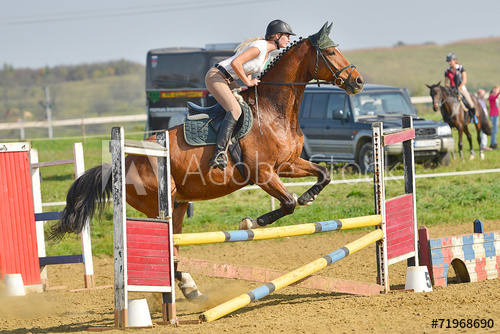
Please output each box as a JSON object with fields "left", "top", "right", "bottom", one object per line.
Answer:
{"left": 176, "top": 273, "right": 207, "bottom": 302}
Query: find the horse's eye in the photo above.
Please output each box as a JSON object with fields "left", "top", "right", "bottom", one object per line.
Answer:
{"left": 328, "top": 51, "right": 336, "bottom": 56}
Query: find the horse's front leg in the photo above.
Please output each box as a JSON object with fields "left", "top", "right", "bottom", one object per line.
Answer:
{"left": 463, "top": 126, "right": 475, "bottom": 160}
{"left": 239, "top": 158, "right": 330, "bottom": 230}
{"left": 458, "top": 128, "right": 464, "bottom": 159}
{"left": 476, "top": 124, "right": 485, "bottom": 160}
{"left": 239, "top": 167, "right": 298, "bottom": 229}
{"left": 278, "top": 157, "right": 331, "bottom": 206}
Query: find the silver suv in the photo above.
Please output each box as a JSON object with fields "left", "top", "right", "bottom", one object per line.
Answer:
{"left": 299, "top": 84, "right": 455, "bottom": 172}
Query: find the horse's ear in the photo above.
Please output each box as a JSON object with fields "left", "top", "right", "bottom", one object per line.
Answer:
{"left": 426, "top": 84, "right": 431, "bottom": 88}
{"left": 326, "top": 22, "right": 333, "bottom": 35}
{"left": 310, "top": 21, "right": 338, "bottom": 50}
{"left": 316, "top": 22, "right": 329, "bottom": 37}
{"left": 437, "top": 81, "right": 441, "bottom": 86}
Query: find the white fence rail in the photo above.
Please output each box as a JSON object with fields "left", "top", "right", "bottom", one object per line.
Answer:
{"left": 0, "top": 114, "right": 147, "bottom": 131}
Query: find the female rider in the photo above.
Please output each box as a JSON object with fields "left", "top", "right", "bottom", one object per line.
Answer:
{"left": 444, "top": 52, "right": 476, "bottom": 120}
{"left": 205, "top": 19, "right": 295, "bottom": 170}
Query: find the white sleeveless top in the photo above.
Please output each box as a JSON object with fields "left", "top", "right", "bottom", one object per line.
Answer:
{"left": 218, "top": 40, "right": 269, "bottom": 80}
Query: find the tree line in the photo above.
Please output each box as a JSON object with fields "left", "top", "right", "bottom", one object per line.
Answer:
{"left": 0, "top": 60, "right": 144, "bottom": 86}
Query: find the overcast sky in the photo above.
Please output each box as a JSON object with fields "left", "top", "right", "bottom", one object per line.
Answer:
{"left": 1, "top": 0, "right": 499, "bottom": 69}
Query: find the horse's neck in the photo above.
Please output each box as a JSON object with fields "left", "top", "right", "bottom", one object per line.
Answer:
{"left": 441, "top": 87, "right": 460, "bottom": 115}
{"left": 247, "top": 44, "right": 310, "bottom": 125}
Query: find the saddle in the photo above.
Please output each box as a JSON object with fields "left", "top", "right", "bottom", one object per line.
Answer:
{"left": 183, "top": 100, "right": 253, "bottom": 183}
{"left": 456, "top": 92, "right": 478, "bottom": 124}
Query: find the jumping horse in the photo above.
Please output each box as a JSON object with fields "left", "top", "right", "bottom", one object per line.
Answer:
{"left": 49, "top": 22, "right": 364, "bottom": 300}
{"left": 427, "top": 82, "right": 491, "bottom": 160}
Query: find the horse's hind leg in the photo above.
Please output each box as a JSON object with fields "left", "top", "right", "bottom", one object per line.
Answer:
{"left": 172, "top": 201, "right": 208, "bottom": 303}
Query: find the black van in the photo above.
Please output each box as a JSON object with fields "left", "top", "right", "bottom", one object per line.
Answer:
{"left": 299, "top": 84, "right": 455, "bottom": 172}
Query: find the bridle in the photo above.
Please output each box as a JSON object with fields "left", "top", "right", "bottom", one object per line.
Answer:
{"left": 431, "top": 89, "right": 443, "bottom": 109}
{"left": 254, "top": 37, "right": 358, "bottom": 135}
{"left": 259, "top": 36, "right": 357, "bottom": 91}
{"left": 309, "top": 36, "right": 356, "bottom": 91}
{"left": 432, "top": 86, "right": 456, "bottom": 111}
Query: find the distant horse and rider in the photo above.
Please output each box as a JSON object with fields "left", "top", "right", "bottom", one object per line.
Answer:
{"left": 48, "top": 22, "right": 364, "bottom": 301}
{"left": 427, "top": 52, "right": 491, "bottom": 160}
{"left": 427, "top": 84, "right": 491, "bottom": 160}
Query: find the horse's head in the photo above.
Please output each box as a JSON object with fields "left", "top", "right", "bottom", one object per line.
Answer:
{"left": 308, "top": 22, "right": 364, "bottom": 95}
{"left": 426, "top": 82, "right": 443, "bottom": 112}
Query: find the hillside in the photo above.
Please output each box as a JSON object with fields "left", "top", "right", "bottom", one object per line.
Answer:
{"left": 1, "top": 37, "right": 499, "bottom": 140}
{"left": 345, "top": 37, "right": 500, "bottom": 96}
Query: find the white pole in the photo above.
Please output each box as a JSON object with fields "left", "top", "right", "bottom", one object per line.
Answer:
{"left": 44, "top": 86, "right": 53, "bottom": 139}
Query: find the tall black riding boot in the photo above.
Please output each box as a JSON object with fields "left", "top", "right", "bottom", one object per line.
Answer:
{"left": 209, "top": 112, "right": 238, "bottom": 170}
{"left": 469, "top": 107, "right": 477, "bottom": 123}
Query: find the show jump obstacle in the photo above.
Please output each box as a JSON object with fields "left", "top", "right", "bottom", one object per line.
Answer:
{"left": 110, "top": 127, "right": 176, "bottom": 328}
{"left": 419, "top": 220, "right": 500, "bottom": 287}
{"left": 195, "top": 115, "right": 419, "bottom": 321}
{"left": 0, "top": 141, "right": 94, "bottom": 291}
{"left": 109, "top": 115, "right": 418, "bottom": 324}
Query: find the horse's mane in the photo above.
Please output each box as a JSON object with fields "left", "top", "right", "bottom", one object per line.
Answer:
{"left": 258, "top": 37, "right": 306, "bottom": 80}
{"left": 258, "top": 22, "right": 336, "bottom": 81}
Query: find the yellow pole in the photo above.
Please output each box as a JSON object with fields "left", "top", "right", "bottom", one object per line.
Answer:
{"left": 174, "top": 215, "right": 381, "bottom": 246}
{"left": 200, "top": 229, "right": 383, "bottom": 322}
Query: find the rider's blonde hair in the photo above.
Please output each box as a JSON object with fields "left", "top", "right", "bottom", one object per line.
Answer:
{"left": 235, "top": 37, "right": 264, "bottom": 53}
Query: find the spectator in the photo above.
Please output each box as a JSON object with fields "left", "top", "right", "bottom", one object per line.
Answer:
{"left": 488, "top": 86, "right": 500, "bottom": 149}
{"left": 477, "top": 89, "right": 491, "bottom": 150}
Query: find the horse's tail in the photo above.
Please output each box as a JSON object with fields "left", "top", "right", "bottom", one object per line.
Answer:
{"left": 480, "top": 111, "right": 492, "bottom": 135}
{"left": 48, "top": 163, "right": 113, "bottom": 242}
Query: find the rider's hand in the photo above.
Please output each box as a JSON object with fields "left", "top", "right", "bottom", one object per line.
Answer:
{"left": 246, "top": 78, "right": 260, "bottom": 87}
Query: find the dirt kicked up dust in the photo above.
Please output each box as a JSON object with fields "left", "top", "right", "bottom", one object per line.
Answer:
{"left": 1, "top": 220, "right": 500, "bottom": 334}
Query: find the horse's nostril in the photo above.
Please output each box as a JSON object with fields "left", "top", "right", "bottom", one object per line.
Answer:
{"left": 356, "top": 76, "right": 364, "bottom": 86}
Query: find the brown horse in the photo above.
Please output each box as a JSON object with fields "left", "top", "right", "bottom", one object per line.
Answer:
{"left": 50, "top": 22, "right": 364, "bottom": 299}
{"left": 427, "top": 82, "right": 491, "bottom": 159}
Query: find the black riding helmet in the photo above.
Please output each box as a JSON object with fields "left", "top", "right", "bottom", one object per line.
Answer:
{"left": 446, "top": 52, "right": 457, "bottom": 62}
{"left": 265, "top": 19, "right": 295, "bottom": 49}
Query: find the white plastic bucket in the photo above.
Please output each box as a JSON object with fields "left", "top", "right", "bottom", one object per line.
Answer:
{"left": 3, "top": 274, "right": 26, "bottom": 296}
{"left": 405, "top": 266, "right": 433, "bottom": 292}
{"left": 128, "top": 299, "right": 153, "bottom": 327}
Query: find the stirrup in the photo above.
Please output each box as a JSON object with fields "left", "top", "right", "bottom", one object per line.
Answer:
{"left": 209, "top": 151, "right": 228, "bottom": 170}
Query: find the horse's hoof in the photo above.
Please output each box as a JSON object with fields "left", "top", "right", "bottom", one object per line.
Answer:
{"left": 480, "top": 152, "right": 485, "bottom": 160}
{"left": 186, "top": 291, "right": 210, "bottom": 305}
{"left": 470, "top": 154, "right": 475, "bottom": 160}
{"left": 298, "top": 194, "right": 316, "bottom": 206}
{"left": 239, "top": 217, "right": 259, "bottom": 230}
